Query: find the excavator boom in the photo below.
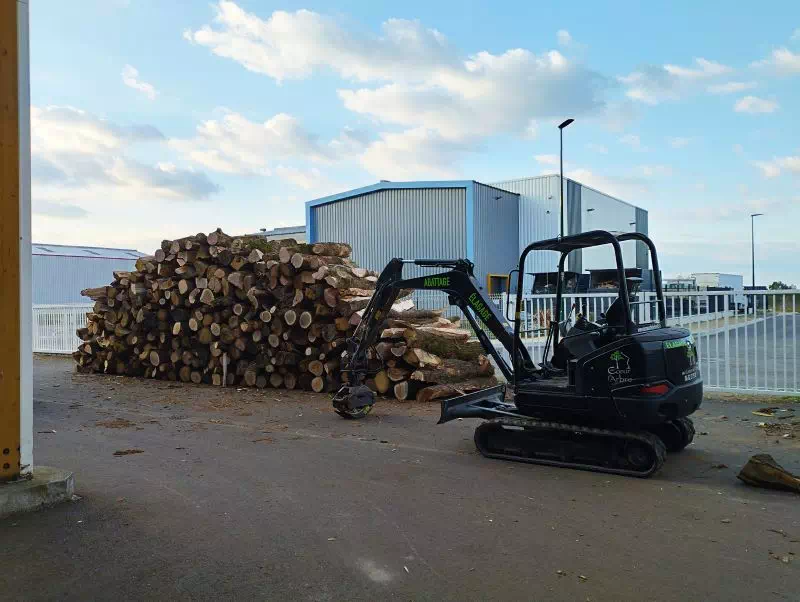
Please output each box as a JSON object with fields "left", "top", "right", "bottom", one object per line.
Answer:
{"left": 333, "top": 257, "right": 536, "bottom": 417}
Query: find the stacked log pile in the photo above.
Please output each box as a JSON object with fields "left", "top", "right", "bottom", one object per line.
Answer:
{"left": 73, "top": 229, "right": 495, "bottom": 400}
{"left": 367, "top": 313, "right": 496, "bottom": 402}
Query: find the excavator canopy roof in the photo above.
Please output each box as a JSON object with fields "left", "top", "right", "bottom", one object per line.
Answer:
{"left": 524, "top": 230, "right": 644, "bottom": 254}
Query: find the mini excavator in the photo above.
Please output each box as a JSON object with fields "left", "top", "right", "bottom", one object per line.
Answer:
{"left": 333, "top": 231, "right": 702, "bottom": 477}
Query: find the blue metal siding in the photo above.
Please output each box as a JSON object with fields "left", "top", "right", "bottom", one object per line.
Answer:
{"left": 492, "top": 175, "right": 561, "bottom": 288}
{"left": 473, "top": 183, "right": 519, "bottom": 291}
{"left": 312, "top": 187, "right": 467, "bottom": 283}
{"left": 306, "top": 180, "right": 473, "bottom": 244}
{"left": 33, "top": 256, "right": 139, "bottom": 304}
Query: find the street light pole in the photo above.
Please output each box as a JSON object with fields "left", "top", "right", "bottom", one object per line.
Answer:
{"left": 751, "top": 213, "right": 763, "bottom": 287}
{"left": 558, "top": 118, "right": 574, "bottom": 238}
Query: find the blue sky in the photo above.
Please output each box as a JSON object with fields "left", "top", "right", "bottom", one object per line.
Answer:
{"left": 30, "top": 0, "right": 800, "bottom": 285}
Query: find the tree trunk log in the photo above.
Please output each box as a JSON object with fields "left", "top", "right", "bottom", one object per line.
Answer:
{"left": 311, "top": 376, "right": 326, "bottom": 392}
{"left": 403, "top": 348, "right": 442, "bottom": 368}
{"left": 410, "top": 356, "right": 494, "bottom": 384}
{"left": 312, "top": 242, "right": 352, "bottom": 258}
{"left": 387, "top": 367, "right": 409, "bottom": 382}
{"left": 393, "top": 380, "right": 429, "bottom": 401}
{"left": 374, "top": 370, "right": 391, "bottom": 394}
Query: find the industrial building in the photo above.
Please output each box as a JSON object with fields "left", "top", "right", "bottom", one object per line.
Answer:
{"left": 691, "top": 272, "right": 744, "bottom": 290}
{"left": 253, "top": 225, "right": 307, "bottom": 242}
{"left": 32, "top": 244, "right": 144, "bottom": 304}
{"left": 305, "top": 176, "right": 649, "bottom": 293}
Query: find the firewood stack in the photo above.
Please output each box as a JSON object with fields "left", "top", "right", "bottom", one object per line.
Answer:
{"left": 73, "top": 229, "right": 496, "bottom": 400}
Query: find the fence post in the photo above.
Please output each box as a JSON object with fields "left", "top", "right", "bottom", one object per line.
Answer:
{"left": 723, "top": 293, "right": 729, "bottom": 389}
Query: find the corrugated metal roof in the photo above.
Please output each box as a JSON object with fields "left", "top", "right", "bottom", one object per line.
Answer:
{"left": 248, "top": 225, "right": 306, "bottom": 237}
{"left": 32, "top": 243, "right": 145, "bottom": 260}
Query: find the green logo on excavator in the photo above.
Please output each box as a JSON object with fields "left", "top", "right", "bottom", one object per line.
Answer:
{"left": 468, "top": 292, "right": 492, "bottom": 323}
{"left": 664, "top": 336, "right": 693, "bottom": 350}
{"left": 423, "top": 276, "right": 450, "bottom": 287}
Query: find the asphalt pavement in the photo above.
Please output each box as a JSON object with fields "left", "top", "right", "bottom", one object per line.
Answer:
{"left": 1, "top": 357, "right": 798, "bottom": 601}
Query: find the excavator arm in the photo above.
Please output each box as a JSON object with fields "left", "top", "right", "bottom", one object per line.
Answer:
{"left": 332, "top": 257, "right": 537, "bottom": 417}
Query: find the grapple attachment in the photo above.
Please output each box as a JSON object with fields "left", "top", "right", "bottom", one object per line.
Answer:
{"left": 332, "top": 385, "right": 376, "bottom": 419}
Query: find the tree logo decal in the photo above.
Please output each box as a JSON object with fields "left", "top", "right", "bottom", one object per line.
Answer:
{"left": 609, "top": 350, "right": 630, "bottom": 371}
{"left": 608, "top": 350, "right": 632, "bottom": 385}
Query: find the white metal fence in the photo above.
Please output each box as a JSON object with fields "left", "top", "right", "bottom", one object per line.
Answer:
{"left": 34, "top": 291, "right": 800, "bottom": 395}
{"left": 416, "top": 289, "right": 799, "bottom": 395}
{"left": 32, "top": 304, "right": 92, "bottom": 354}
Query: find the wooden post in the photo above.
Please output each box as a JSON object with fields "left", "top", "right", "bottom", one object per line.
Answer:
{"left": 0, "top": 0, "right": 31, "bottom": 481}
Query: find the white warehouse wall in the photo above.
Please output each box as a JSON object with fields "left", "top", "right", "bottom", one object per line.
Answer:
{"left": 33, "top": 255, "right": 140, "bottom": 304}
{"left": 580, "top": 186, "right": 640, "bottom": 271}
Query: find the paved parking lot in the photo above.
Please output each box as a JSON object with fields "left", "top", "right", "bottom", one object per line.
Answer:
{"left": 1, "top": 357, "right": 798, "bottom": 601}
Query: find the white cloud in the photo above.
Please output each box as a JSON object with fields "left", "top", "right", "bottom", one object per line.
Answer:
{"left": 534, "top": 154, "right": 559, "bottom": 167}
{"left": 31, "top": 106, "right": 218, "bottom": 204}
{"left": 273, "top": 166, "right": 335, "bottom": 191}
{"left": 185, "top": 4, "right": 457, "bottom": 82}
{"left": 169, "top": 110, "right": 360, "bottom": 176}
{"left": 187, "top": 3, "right": 608, "bottom": 150}
{"left": 598, "top": 101, "right": 640, "bottom": 132}
{"left": 32, "top": 105, "right": 163, "bottom": 155}
{"left": 753, "top": 155, "right": 800, "bottom": 179}
{"left": 567, "top": 168, "right": 650, "bottom": 200}
{"left": 678, "top": 198, "right": 783, "bottom": 222}
{"left": 707, "top": 81, "right": 757, "bottom": 94}
{"left": 751, "top": 47, "right": 800, "bottom": 75}
{"left": 557, "top": 30, "right": 572, "bottom": 47}
{"left": 663, "top": 58, "right": 731, "bottom": 79}
{"left": 328, "top": 127, "right": 371, "bottom": 156}
{"left": 619, "top": 134, "right": 646, "bottom": 151}
{"left": 32, "top": 199, "right": 88, "bottom": 219}
{"left": 336, "top": 49, "right": 605, "bottom": 141}
{"left": 585, "top": 142, "right": 608, "bottom": 154}
{"left": 777, "top": 156, "right": 800, "bottom": 172}
{"left": 524, "top": 120, "right": 539, "bottom": 139}
{"left": 358, "top": 128, "right": 468, "bottom": 179}
{"left": 667, "top": 136, "right": 691, "bottom": 148}
{"left": 121, "top": 64, "right": 158, "bottom": 100}
{"left": 619, "top": 58, "right": 732, "bottom": 104}
{"left": 734, "top": 95, "right": 779, "bottom": 113}
{"left": 752, "top": 160, "right": 782, "bottom": 178}
{"left": 638, "top": 164, "right": 673, "bottom": 177}
{"left": 792, "top": 28, "right": 800, "bottom": 41}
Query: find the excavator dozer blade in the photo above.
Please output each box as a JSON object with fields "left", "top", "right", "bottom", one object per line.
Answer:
{"left": 437, "top": 385, "right": 514, "bottom": 424}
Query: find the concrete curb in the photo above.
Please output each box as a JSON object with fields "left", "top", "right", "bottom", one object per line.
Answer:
{"left": 0, "top": 466, "right": 75, "bottom": 518}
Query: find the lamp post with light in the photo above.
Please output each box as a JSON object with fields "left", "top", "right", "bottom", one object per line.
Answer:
{"left": 751, "top": 213, "right": 763, "bottom": 287}
{"left": 558, "top": 118, "right": 574, "bottom": 238}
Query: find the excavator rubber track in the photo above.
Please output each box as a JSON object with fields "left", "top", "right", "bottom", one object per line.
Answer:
{"left": 473, "top": 417, "right": 668, "bottom": 478}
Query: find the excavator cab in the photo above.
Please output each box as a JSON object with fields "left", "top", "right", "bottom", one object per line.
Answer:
{"left": 332, "top": 231, "right": 703, "bottom": 478}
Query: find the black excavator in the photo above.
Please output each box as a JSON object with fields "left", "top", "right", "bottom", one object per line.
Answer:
{"left": 332, "top": 231, "right": 702, "bottom": 477}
